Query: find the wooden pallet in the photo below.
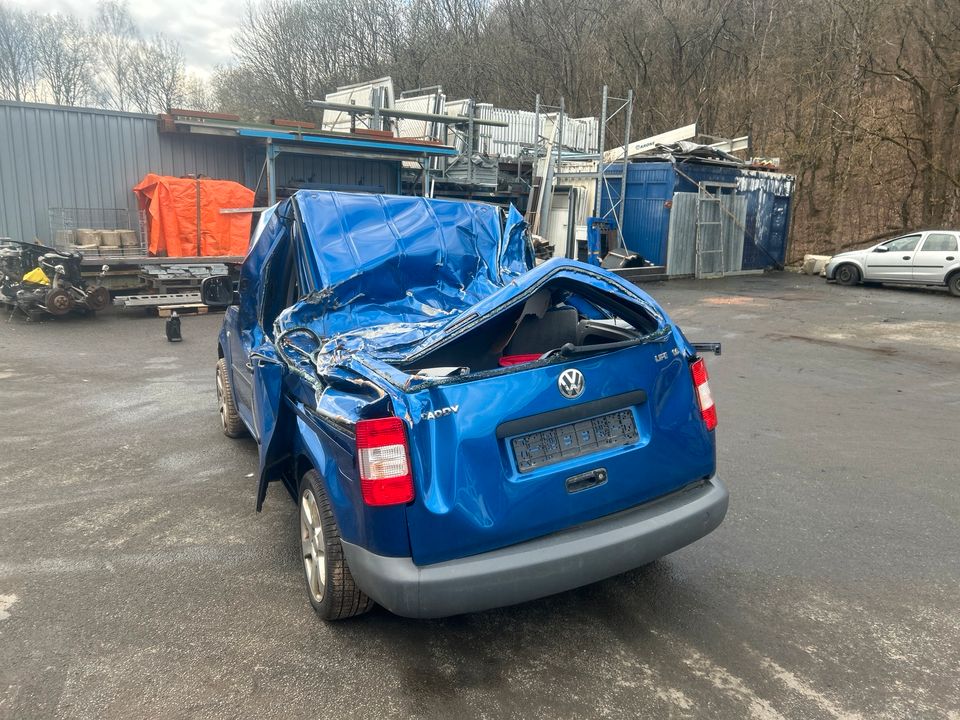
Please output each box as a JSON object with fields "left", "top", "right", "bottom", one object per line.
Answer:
{"left": 157, "top": 303, "right": 209, "bottom": 317}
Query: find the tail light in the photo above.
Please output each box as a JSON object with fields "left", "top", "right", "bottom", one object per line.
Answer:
{"left": 356, "top": 417, "right": 414, "bottom": 506}
{"left": 690, "top": 358, "right": 718, "bottom": 431}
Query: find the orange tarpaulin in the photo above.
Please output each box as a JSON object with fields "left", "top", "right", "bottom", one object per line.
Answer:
{"left": 133, "top": 174, "right": 254, "bottom": 257}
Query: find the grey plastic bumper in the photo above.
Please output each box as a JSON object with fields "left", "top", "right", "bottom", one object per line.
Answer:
{"left": 341, "top": 476, "right": 728, "bottom": 618}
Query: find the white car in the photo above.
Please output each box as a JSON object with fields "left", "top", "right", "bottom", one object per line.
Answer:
{"left": 825, "top": 230, "right": 960, "bottom": 297}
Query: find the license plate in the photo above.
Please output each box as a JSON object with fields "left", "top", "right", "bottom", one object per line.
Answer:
{"left": 511, "top": 410, "right": 639, "bottom": 473}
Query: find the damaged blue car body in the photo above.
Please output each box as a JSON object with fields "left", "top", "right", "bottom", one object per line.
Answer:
{"left": 210, "top": 190, "right": 728, "bottom": 619}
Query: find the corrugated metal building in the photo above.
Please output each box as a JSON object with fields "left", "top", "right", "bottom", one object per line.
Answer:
{"left": 0, "top": 101, "right": 443, "bottom": 244}
{"left": 599, "top": 158, "right": 795, "bottom": 276}
{"left": 0, "top": 102, "right": 241, "bottom": 244}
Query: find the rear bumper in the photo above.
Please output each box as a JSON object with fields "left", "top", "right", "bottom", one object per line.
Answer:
{"left": 341, "top": 476, "right": 728, "bottom": 618}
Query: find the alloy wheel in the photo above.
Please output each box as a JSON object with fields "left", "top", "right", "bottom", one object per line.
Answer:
{"left": 300, "top": 489, "right": 326, "bottom": 603}
{"left": 216, "top": 370, "right": 227, "bottom": 431}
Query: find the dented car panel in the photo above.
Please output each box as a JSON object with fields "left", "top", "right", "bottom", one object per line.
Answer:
{"left": 217, "top": 190, "right": 727, "bottom": 617}
{"left": 400, "top": 341, "right": 716, "bottom": 565}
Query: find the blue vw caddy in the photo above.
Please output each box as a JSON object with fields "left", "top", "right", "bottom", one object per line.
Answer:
{"left": 202, "top": 191, "right": 728, "bottom": 620}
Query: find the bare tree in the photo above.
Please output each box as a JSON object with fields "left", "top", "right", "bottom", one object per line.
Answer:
{"left": 94, "top": 0, "right": 139, "bottom": 111}
{"left": 4, "top": 0, "right": 960, "bottom": 254}
{"left": 861, "top": 0, "right": 960, "bottom": 227}
{"left": 129, "top": 34, "right": 186, "bottom": 112}
{"left": 35, "top": 13, "right": 97, "bottom": 106}
{"left": 183, "top": 74, "right": 213, "bottom": 111}
{"left": 0, "top": 3, "right": 40, "bottom": 102}
{"left": 217, "top": 0, "right": 360, "bottom": 120}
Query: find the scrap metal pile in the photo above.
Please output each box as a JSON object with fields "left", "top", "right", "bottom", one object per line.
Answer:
{"left": 0, "top": 239, "right": 110, "bottom": 319}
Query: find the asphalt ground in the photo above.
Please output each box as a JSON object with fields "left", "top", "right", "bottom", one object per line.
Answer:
{"left": 1, "top": 273, "right": 958, "bottom": 719}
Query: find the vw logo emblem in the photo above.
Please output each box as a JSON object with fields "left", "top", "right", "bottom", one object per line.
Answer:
{"left": 558, "top": 368, "right": 585, "bottom": 399}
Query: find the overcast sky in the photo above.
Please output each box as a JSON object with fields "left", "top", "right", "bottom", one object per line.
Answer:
{"left": 9, "top": 0, "right": 236, "bottom": 77}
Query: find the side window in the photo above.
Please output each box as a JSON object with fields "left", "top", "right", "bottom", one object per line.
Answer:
{"left": 920, "top": 233, "right": 958, "bottom": 253}
{"left": 883, "top": 234, "right": 922, "bottom": 252}
{"left": 259, "top": 247, "right": 299, "bottom": 333}
{"left": 284, "top": 257, "right": 303, "bottom": 308}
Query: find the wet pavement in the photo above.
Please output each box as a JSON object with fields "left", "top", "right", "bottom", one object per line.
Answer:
{"left": 1, "top": 273, "right": 957, "bottom": 719}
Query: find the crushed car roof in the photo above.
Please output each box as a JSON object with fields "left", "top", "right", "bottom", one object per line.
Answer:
{"left": 265, "top": 191, "right": 527, "bottom": 342}
{"left": 250, "top": 191, "right": 667, "bottom": 376}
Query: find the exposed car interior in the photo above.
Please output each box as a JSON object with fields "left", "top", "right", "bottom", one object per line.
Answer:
{"left": 401, "top": 282, "right": 661, "bottom": 375}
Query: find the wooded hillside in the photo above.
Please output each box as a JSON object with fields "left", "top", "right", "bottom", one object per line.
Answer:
{"left": 3, "top": 0, "right": 958, "bottom": 257}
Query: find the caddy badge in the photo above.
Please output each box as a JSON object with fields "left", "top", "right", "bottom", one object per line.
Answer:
{"left": 421, "top": 405, "right": 459, "bottom": 420}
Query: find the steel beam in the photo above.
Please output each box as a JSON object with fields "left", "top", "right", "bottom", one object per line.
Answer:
{"left": 306, "top": 100, "right": 509, "bottom": 127}
{"left": 266, "top": 140, "right": 278, "bottom": 205}
{"left": 594, "top": 86, "right": 608, "bottom": 216}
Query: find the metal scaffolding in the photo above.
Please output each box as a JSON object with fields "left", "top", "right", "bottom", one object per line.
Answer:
{"left": 593, "top": 86, "right": 634, "bottom": 246}
{"left": 306, "top": 97, "right": 508, "bottom": 196}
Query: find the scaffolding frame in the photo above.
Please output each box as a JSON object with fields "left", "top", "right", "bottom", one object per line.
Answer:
{"left": 593, "top": 86, "right": 634, "bottom": 247}
{"left": 695, "top": 183, "right": 726, "bottom": 279}
{"left": 307, "top": 97, "right": 507, "bottom": 196}
{"left": 526, "top": 95, "right": 566, "bottom": 237}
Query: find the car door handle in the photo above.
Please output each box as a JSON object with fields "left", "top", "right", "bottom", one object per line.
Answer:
{"left": 947, "top": 256, "right": 956, "bottom": 261}
{"left": 902, "top": 256, "right": 912, "bottom": 260}
{"left": 566, "top": 468, "right": 608, "bottom": 494}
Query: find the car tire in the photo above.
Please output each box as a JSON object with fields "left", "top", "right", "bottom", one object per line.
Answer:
{"left": 298, "top": 470, "right": 374, "bottom": 620}
{"left": 216, "top": 358, "right": 246, "bottom": 438}
{"left": 835, "top": 264, "right": 861, "bottom": 286}
{"left": 948, "top": 273, "right": 960, "bottom": 298}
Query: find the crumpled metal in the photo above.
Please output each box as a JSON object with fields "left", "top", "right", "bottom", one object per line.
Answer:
{"left": 255, "top": 191, "right": 672, "bottom": 384}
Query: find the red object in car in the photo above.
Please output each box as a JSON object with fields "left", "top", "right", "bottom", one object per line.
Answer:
{"left": 499, "top": 354, "right": 542, "bottom": 367}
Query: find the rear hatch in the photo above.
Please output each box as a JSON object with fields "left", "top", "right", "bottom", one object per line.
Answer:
{"left": 402, "top": 334, "right": 715, "bottom": 565}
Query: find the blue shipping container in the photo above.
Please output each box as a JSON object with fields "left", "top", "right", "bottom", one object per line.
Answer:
{"left": 599, "top": 158, "right": 795, "bottom": 273}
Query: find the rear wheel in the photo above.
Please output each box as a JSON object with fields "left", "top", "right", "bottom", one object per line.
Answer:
{"left": 948, "top": 273, "right": 960, "bottom": 297}
{"left": 299, "top": 470, "right": 374, "bottom": 620}
{"left": 835, "top": 264, "right": 861, "bottom": 286}
{"left": 216, "top": 358, "right": 246, "bottom": 438}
